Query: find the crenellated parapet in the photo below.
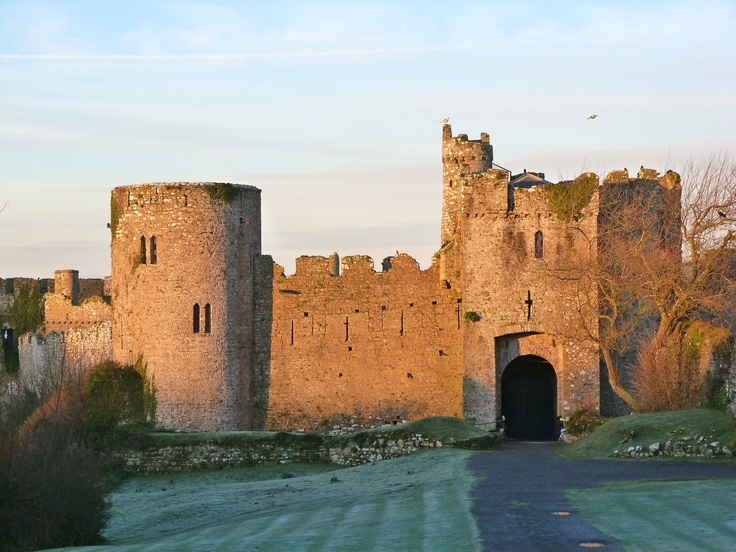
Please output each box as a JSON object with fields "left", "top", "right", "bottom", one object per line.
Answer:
{"left": 264, "top": 250, "right": 463, "bottom": 431}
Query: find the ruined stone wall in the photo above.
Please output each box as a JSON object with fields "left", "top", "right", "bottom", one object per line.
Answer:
{"left": 263, "top": 253, "right": 463, "bottom": 431}
{"left": 43, "top": 294, "right": 112, "bottom": 332}
{"left": 458, "top": 167, "right": 601, "bottom": 426}
{"left": 111, "top": 183, "right": 261, "bottom": 431}
{"left": 18, "top": 322, "right": 112, "bottom": 393}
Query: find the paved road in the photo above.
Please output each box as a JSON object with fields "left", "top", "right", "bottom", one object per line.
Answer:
{"left": 468, "top": 441, "right": 736, "bottom": 551}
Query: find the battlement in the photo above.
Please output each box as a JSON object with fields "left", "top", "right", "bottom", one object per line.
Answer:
{"left": 602, "top": 167, "right": 680, "bottom": 189}
{"left": 285, "top": 252, "right": 424, "bottom": 281}
{"left": 111, "top": 183, "right": 261, "bottom": 237}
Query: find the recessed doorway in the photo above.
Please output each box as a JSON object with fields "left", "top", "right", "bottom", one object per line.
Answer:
{"left": 501, "top": 355, "right": 557, "bottom": 440}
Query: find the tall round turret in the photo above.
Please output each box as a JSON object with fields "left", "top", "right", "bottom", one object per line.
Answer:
{"left": 110, "top": 183, "right": 261, "bottom": 431}
{"left": 441, "top": 125, "right": 494, "bottom": 245}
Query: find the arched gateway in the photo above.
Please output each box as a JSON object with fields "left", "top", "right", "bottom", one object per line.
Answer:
{"left": 501, "top": 355, "right": 558, "bottom": 440}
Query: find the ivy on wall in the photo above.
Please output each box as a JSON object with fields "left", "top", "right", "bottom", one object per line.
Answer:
{"left": 110, "top": 194, "right": 120, "bottom": 235}
{"left": 543, "top": 173, "right": 598, "bottom": 222}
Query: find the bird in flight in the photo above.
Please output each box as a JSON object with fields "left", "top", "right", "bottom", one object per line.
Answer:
{"left": 587, "top": 114, "right": 598, "bottom": 120}
{"left": 440, "top": 117, "right": 450, "bottom": 124}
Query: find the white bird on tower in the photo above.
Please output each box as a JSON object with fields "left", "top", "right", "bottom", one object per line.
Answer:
{"left": 440, "top": 117, "right": 450, "bottom": 124}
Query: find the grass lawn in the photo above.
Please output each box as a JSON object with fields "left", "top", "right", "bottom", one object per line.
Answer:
{"left": 56, "top": 448, "right": 482, "bottom": 551}
{"left": 562, "top": 408, "right": 736, "bottom": 460}
{"left": 570, "top": 479, "right": 736, "bottom": 552}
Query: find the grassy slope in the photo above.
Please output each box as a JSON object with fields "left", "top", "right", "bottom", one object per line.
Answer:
{"left": 565, "top": 408, "right": 736, "bottom": 550}
{"left": 56, "top": 448, "right": 481, "bottom": 552}
{"left": 562, "top": 408, "right": 736, "bottom": 460}
{"left": 570, "top": 480, "right": 736, "bottom": 552}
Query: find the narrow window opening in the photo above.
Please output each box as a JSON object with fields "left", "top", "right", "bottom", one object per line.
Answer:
{"left": 204, "top": 303, "right": 211, "bottom": 333}
{"left": 150, "top": 236, "right": 157, "bottom": 264}
{"left": 535, "top": 230, "right": 544, "bottom": 258}
{"left": 193, "top": 304, "right": 200, "bottom": 333}
{"left": 140, "top": 236, "right": 147, "bottom": 264}
{"left": 303, "top": 312, "right": 309, "bottom": 317}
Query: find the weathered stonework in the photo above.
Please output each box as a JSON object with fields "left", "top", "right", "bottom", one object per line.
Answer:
{"left": 110, "top": 183, "right": 261, "bottom": 432}
{"left": 13, "top": 125, "right": 685, "bottom": 435}
{"left": 18, "top": 322, "right": 112, "bottom": 394}
{"left": 263, "top": 253, "right": 463, "bottom": 431}
{"left": 114, "top": 429, "right": 499, "bottom": 475}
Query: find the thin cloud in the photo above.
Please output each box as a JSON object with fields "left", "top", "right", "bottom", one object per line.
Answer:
{"left": 0, "top": 42, "right": 502, "bottom": 64}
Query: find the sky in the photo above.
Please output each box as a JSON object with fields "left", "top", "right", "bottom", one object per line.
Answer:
{"left": 1, "top": 0, "right": 735, "bottom": 278}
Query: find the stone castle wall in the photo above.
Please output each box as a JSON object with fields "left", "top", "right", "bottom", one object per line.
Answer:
{"left": 110, "top": 183, "right": 261, "bottom": 431}
{"left": 18, "top": 322, "right": 112, "bottom": 393}
{"left": 9, "top": 125, "right": 691, "bottom": 435}
{"left": 261, "top": 253, "right": 464, "bottom": 431}
{"left": 44, "top": 294, "right": 112, "bottom": 332}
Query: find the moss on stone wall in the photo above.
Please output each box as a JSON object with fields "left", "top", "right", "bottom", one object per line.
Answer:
{"left": 110, "top": 194, "right": 120, "bottom": 235}
{"left": 543, "top": 173, "right": 598, "bottom": 222}
{"left": 206, "top": 183, "right": 237, "bottom": 203}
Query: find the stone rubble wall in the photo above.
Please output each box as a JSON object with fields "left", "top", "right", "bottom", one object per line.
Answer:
{"left": 116, "top": 431, "right": 498, "bottom": 475}
{"left": 17, "top": 322, "right": 112, "bottom": 393}
{"left": 613, "top": 440, "right": 734, "bottom": 459}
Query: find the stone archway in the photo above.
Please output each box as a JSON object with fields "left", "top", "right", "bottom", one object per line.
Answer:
{"left": 501, "top": 355, "right": 557, "bottom": 440}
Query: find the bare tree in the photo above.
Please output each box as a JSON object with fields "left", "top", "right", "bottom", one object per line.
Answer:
{"left": 560, "top": 156, "right": 736, "bottom": 410}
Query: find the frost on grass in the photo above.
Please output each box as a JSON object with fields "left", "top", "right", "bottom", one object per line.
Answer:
{"left": 97, "top": 448, "right": 481, "bottom": 551}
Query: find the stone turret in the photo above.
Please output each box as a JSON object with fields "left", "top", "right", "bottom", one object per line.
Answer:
{"left": 441, "top": 124, "right": 494, "bottom": 246}
{"left": 110, "top": 183, "right": 261, "bottom": 431}
{"left": 54, "top": 269, "right": 79, "bottom": 305}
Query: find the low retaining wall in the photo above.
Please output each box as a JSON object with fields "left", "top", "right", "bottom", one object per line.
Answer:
{"left": 115, "top": 431, "right": 498, "bottom": 475}
{"left": 613, "top": 440, "right": 734, "bottom": 459}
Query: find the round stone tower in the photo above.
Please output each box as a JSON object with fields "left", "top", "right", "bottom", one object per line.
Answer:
{"left": 110, "top": 183, "right": 261, "bottom": 431}
{"left": 54, "top": 269, "right": 79, "bottom": 305}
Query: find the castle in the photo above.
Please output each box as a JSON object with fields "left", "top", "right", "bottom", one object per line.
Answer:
{"left": 4, "top": 125, "right": 680, "bottom": 439}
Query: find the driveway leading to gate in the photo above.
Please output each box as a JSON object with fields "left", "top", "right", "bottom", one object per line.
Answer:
{"left": 469, "top": 441, "right": 736, "bottom": 551}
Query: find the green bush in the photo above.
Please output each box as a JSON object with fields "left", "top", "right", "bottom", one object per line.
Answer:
{"left": 5, "top": 283, "right": 44, "bottom": 337}
{"left": 463, "top": 311, "right": 481, "bottom": 323}
{"left": 566, "top": 407, "right": 607, "bottom": 437}
{"left": 82, "top": 360, "right": 154, "bottom": 449}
